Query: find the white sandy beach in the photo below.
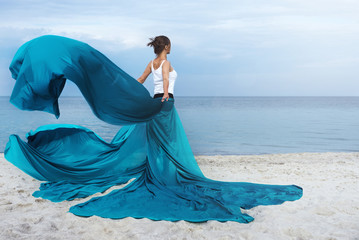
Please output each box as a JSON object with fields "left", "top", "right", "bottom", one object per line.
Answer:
{"left": 0, "top": 152, "right": 358, "bottom": 240}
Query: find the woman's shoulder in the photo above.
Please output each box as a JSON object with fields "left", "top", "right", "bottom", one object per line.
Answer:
{"left": 151, "top": 59, "right": 172, "bottom": 71}
{"left": 156, "top": 59, "right": 170, "bottom": 65}
{"left": 162, "top": 59, "right": 171, "bottom": 65}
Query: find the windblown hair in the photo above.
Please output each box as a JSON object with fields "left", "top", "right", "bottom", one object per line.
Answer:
{"left": 147, "top": 35, "right": 171, "bottom": 55}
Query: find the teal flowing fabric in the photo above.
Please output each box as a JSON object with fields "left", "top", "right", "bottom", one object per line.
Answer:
{"left": 4, "top": 35, "right": 303, "bottom": 223}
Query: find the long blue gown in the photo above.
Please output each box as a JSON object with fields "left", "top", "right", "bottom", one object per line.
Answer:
{"left": 4, "top": 35, "right": 303, "bottom": 223}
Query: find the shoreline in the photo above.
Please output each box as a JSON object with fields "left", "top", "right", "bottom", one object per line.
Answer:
{"left": 1, "top": 152, "right": 358, "bottom": 239}
{"left": 1, "top": 150, "right": 358, "bottom": 155}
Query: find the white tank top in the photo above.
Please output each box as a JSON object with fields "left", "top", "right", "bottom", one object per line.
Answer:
{"left": 151, "top": 59, "right": 177, "bottom": 95}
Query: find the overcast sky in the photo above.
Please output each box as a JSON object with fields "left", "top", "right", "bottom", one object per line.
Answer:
{"left": 0, "top": 0, "right": 358, "bottom": 96}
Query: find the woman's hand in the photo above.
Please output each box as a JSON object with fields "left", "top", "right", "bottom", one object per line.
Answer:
{"left": 161, "top": 93, "right": 169, "bottom": 102}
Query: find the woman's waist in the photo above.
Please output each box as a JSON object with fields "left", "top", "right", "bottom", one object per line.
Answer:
{"left": 153, "top": 93, "right": 174, "bottom": 99}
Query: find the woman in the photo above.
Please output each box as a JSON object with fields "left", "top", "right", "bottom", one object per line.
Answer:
{"left": 137, "top": 35, "right": 175, "bottom": 103}
{"left": 5, "top": 34, "right": 303, "bottom": 223}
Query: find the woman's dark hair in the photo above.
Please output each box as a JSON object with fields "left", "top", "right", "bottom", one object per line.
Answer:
{"left": 147, "top": 35, "right": 171, "bottom": 55}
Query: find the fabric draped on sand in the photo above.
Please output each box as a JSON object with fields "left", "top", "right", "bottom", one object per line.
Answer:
{"left": 4, "top": 35, "right": 303, "bottom": 223}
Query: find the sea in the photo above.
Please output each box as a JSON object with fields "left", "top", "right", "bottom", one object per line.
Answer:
{"left": 0, "top": 96, "right": 358, "bottom": 155}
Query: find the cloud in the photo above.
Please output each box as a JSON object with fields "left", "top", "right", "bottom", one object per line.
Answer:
{"left": 0, "top": 0, "right": 358, "bottom": 96}
{"left": 296, "top": 57, "right": 359, "bottom": 69}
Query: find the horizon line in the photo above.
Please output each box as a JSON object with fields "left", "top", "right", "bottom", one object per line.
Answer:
{"left": 1, "top": 95, "right": 359, "bottom": 97}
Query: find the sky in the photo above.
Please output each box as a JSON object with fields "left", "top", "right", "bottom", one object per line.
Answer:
{"left": 0, "top": 0, "right": 358, "bottom": 96}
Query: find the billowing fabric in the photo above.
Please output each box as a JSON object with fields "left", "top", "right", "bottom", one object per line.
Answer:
{"left": 4, "top": 35, "right": 303, "bottom": 223}
{"left": 9, "top": 35, "right": 162, "bottom": 124}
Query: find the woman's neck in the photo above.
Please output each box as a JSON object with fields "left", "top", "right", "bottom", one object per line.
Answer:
{"left": 156, "top": 52, "right": 167, "bottom": 60}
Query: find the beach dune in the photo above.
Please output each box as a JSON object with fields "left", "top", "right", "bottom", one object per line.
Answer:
{"left": 0, "top": 152, "right": 358, "bottom": 240}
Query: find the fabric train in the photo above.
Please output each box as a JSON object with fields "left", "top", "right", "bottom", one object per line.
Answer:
{"left": 4, "top": 35, "right": 303, "bottom": 223}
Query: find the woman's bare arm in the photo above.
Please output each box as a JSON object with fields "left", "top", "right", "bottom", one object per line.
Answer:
{"left": 161, "top": 60, "right": 170, "bottom": 102}
{"left": 137, "top": 61, "right": 152, "bottom": 84}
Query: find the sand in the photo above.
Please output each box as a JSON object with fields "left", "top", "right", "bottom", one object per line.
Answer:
{"left": 0, "top": 152, "right": 358, "bottom": 240}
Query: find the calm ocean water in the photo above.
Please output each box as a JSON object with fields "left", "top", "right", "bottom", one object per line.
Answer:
{"left": 0, "top": 96, "right": 358, "bottom": 155}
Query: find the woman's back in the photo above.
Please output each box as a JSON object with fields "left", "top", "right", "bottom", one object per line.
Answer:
{"left": 151, "top": 59, "right": 177, "bottom": 95}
